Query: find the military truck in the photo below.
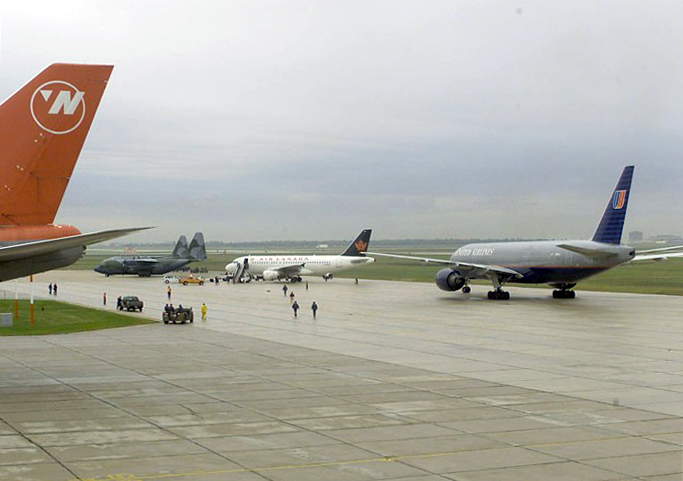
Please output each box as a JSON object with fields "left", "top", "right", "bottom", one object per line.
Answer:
{"left": 119, "top": 296, "right": 143, "bottom": 312}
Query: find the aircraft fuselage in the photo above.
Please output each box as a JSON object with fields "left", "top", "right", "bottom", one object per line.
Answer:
{"left": 94, "top": 257, "right": 194, "bottom": 277}
{"left": 227, "top": 255, "right": 374, "bottom": 279}
{"left": 451, "top": 240, "right": 635, "bottom": 285}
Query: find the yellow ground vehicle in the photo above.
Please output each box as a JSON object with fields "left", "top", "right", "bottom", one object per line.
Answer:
{"left": 180, "top": 275, "right": 204, "bottom": 286}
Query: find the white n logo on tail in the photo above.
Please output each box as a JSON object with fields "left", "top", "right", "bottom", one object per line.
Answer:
{"left": 30, "top": 80, "right": 86, "bottom": 134}
{"left": 43, "top": 90, "right": 85, "bottom": 115}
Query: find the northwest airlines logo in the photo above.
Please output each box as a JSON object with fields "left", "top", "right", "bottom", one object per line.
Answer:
{"left": 612, "top": 190, "right": 627, "bottom": 210}
{"left": 30, "top": 80, "right": 86, "bottom": 134}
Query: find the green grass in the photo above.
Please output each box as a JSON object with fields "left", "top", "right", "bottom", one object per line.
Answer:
{"left": 72, "top": 248, "right": 683, "bottom": 296}
{"left": 0, "top": 300, "right": 156, "bottom": 336}
{"left": 337, "top": 255, "right": 683, "bottom": 296}
{"left": 579, "top": 259, "right": 683, "bottom": 295}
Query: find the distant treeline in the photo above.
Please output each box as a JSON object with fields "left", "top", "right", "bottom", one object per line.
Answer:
{"left": 104, "top": 237, "right": 538, "bottom": 250}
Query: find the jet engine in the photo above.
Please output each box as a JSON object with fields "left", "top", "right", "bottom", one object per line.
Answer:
{"left": 435, "top": 268, "right": 466, "bottom": 292}
{"left": 263, "top": 270, "right": 280, "bottom": 281}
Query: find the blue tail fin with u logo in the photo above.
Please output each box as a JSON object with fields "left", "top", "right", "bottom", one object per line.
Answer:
{"left": 592, "top": 166, "right": 634, "bottom": 244}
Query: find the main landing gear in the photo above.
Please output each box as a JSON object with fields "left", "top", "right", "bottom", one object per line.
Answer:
{"left": 551, "top": 283, "right": 577, "bottom": 299}
{"left": 552, "top": 289, "right": 576, "bottom": 299}
{"left": 485, "top": 274, "right": 510, "bottom": 300}
{"left": 487, "top": 289, "right": 510, "bottom": 300}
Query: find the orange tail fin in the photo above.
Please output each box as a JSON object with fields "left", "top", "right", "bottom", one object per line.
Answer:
{"left": 0, "top": 63, "right": 113, "bottom": 226}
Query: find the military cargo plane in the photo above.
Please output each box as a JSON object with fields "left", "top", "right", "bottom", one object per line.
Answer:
{"left": 367, "top": 166, "right": 683, "bottom": 300}
{"left": 0, "top": 63, "right": 148, "bottom": 282}
{"left": 94, "top": 233, "right": 206, "bottom": 277}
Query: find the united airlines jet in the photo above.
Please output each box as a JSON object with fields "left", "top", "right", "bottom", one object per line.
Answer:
{"left": 367, "top": 166, "right": 683, "bottom": 300}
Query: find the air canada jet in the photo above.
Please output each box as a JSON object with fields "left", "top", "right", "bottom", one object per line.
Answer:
{"left": 0, "top": 63, "right": 148, "bottom": 282}
{"left": 225, "top": 229, "right": 374, "bottom": 282}
{"left": 94, "top": 232, "right": 207, "bottom": 277}
{"left": 367, "top": 166, "right": 683, "bottom": 300}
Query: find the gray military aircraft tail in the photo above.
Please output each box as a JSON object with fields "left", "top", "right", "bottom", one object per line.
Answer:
{"left": 95, "top": 232, "right": 206, "bottom": 277}
{"left": 368, "top": 166, "right": 683, "bottom": 300}
{"left": 171, "top": 235, "right": 190, "bottom": 258}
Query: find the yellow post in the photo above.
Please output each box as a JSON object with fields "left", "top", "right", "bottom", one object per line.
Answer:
{"left": 30, "top": 275, "right": 34, "bottom": 327}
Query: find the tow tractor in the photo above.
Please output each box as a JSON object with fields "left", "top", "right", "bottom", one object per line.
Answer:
{"left": 162, "top": 306, "right": 194, "bottom": 324}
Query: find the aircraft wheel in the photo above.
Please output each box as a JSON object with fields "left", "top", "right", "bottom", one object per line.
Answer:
{"left": 183, "top": 281, "right": 188, "bottom": 285}
{"left": 163, "top": 320, "right": 169, "bottom": 324}
{"left": 488, "top": 290, "right": 509, "bottom": 300}
{"left": 553, "top": 290, "right": 576, "bottom": 299}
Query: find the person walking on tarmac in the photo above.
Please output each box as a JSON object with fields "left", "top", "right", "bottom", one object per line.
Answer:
{"left": 201, "top": 303, "right": 207, "bottom": 321}
{"left": 311, "top": 301, "right": 318, "bottom": 319}
{"left": 282, "top": 284, "right": 288, "bottom": 297}
{"left": 167, "top": 285, "right": 172, "bottom": 300}
{"left": 289, "top": 291, "right": 295, "bottom": 305}
{"left": 103, "top": 292, "right": 107, "bottom": 306}
{"left": 292, "top": 300, "right": 300, "bottom": 318}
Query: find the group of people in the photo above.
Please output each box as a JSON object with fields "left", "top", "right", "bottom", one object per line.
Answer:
{"left": 283, "top": 284, "right": 318, "bottom": 318}
{"left": 47, "top": 283, "right": 58, "bottom": 296}
{"left": 164, "top": 303, "right": 188, "bottom": 315}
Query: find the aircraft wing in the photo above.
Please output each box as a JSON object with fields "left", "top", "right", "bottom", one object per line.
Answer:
{"left": 124, "top": 257, "right": 159, "bottom": 266}
{"left": 268, "top": 263, "right": 306, "bottom": 277}
{"left": 631, "top": 252, "right": 683, "bottom": 262}
{"left": 365, "top": 252, "right": 522, "bottom": 278}
{"left": 636, "top": 245, "right": 683, "bottom": 254}
{"left": 0, "top": 227, "right": 151, "bottom": 262}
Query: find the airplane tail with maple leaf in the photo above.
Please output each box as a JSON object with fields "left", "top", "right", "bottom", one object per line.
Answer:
{"left": 341, "top": 229, "right": 372, "bottom": 257}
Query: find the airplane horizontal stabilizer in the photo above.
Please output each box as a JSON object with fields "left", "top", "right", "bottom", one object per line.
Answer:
{"left": 0, "top": 227, "right": 151, "bottom": 262}
{"left": 556, "top": 243, "right": 619, "bottom": 258}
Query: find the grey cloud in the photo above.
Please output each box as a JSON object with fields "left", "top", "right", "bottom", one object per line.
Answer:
{"left": 3, "top": 0, "right": 682, "bottom": 242}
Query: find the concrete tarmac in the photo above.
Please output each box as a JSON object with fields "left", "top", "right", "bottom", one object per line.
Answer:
{"left": 0, "top": 271, "right": 681, "bottom": 480}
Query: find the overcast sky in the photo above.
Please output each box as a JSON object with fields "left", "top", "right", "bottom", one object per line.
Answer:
{"left": 1, "top": 1, "right": 682, "bottom": 243}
